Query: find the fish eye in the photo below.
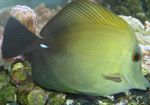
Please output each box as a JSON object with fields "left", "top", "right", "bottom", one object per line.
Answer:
{"left": 132, "top": 52, "right": 141, "bottom": 62}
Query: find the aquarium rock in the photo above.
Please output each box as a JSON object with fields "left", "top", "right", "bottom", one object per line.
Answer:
{"left": 65, "top": 99, "right": 74, "bottom": 105}
{"left": 144, "top": 20, "right": 150, "bottom": 35}
{"left": 0, "top": 84, "right": 16, "bottom": 105}
{"left": 10, "top": 62, "right": 27, "bottom": 85}
{"left": 34, "top": 3, "right": 62, "bottom": 34}
{"left": 0, "top": 71, "right": 9, "bottom": 90}
{"left": 119, "top": 15, "right": 144, "bottom": 33}
{"left": 27, "top": 89, "right": 49, "bottom": 105}
{"left": 10, "top": 5, "right": 37, "bottom": 34}
{"left": 48, "top": 92, "right": 66, "bottom": 105}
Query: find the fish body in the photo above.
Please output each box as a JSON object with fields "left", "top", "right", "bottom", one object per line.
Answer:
{"left": 2, "top": 0, "right": 150, "bottom": 96}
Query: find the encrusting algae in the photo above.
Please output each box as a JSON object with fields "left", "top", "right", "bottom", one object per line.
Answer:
{"left": 0, "top": 0, "right": 150, "bottom": 105}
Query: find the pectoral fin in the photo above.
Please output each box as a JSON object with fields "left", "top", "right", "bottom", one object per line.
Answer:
{"left": 102, "top": 73, "right": 121, "bottom": 83}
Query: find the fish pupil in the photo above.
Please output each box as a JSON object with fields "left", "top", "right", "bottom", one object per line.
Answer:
{"left": 132, "top": 52, "right": 141, "bottom": 62}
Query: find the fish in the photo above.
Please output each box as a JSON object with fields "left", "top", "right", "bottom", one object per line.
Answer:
{"left": 2, "top": 0, "right": 150, "bottom": 96}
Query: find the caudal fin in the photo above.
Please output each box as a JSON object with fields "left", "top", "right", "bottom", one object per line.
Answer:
{"left": 2, "top": 17, "right": 39, "bottom": 59}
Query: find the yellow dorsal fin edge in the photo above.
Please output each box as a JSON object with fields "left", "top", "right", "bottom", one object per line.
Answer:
{"left": 40, "top": 0, "right": 130, "bottom": 37}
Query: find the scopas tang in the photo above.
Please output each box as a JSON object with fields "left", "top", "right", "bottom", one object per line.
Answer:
{"left": 2, "top": 0, "right": 150, "bottom": 96}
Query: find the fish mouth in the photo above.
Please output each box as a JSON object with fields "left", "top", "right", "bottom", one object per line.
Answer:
{"left": 102, "top": 73, "right": 122, "bottom": 83}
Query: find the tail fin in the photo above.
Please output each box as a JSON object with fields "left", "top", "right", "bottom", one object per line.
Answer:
{"left": 2, "top": 17, "right": 39, "bottom": 59}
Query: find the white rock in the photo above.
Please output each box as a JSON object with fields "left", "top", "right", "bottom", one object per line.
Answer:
{"left": 136, "top": 32, "right": 150, "bottom": 45}
{"left": 65, "top": 99, "right": 74, "bottom": 105}
{"left": 139, "top": 44, "right": 150, "bottom": 70}
{"left": 115, "top": 100, "right": 128, "bottom": 105}
{"left": 119, "top": 15, "right": 144, "bottom": 33}
{"left": 144, "top": 21, "right": 150, "bottom": 35}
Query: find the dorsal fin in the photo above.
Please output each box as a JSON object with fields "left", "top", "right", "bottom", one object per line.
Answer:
{"left": 40, "top": 0, "right": 129, "bottom": 38}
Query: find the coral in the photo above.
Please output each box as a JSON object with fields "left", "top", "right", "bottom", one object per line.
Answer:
{"left": 10, "top": 5, "right": 37, "bottom": 34}
{"left": 16, "top": 82, "right": 34, "bottom": 105}
{"left": 119, "top": 15, "right": 144, "bottom": 32}
{"left": 27, "top": 88, "right": 49, "bottom": 105}
{"left": 10, "top": 61, "right": 48, "bottom": 105}
{"left": 0, "top": 71, "right": 9, "bottom": 90}
{"left": 34, "top": 3, "right": 62, "bottom": 34}
{"left": 0, "top": 84, "right": 16, "bottom": 105}
{"left": 48, "top": 92, "right": 66, "bottom": 105}
{"left": 10, "top": 62, "right": 27, "bottom": 85}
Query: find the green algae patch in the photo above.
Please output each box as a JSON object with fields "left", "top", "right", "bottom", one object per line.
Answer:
{"left": 0, "top": 84, "right": 16, "bottom": 105}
